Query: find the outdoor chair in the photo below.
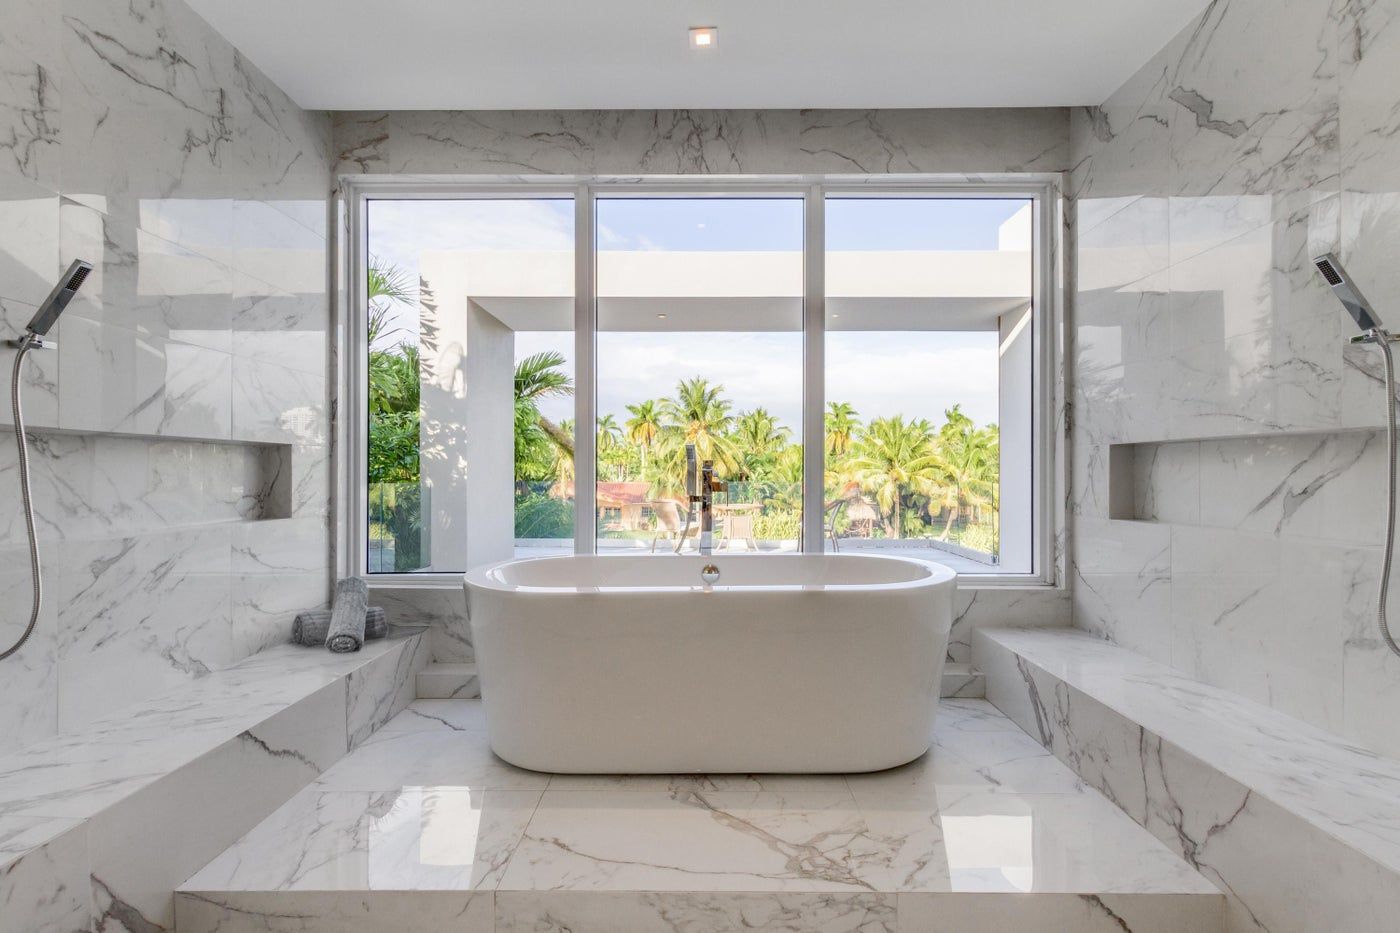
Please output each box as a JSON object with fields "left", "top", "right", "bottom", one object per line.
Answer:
{"left": 649, "top": 499, "right": 700, "bottom": 553}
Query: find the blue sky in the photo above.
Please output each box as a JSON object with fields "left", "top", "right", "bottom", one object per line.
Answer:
{"left": 369, "top": 197, "right": 1025, "bottom": 431}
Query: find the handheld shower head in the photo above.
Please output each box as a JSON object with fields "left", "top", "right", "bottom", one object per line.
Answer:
{"left": 24, "top": 260, "right": 93, "bottom": 338}
{"left": 1313, "top": 253, "right": 1383, "bottom": 333}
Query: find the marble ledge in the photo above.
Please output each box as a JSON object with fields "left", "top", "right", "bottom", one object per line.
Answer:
{"left": 975, "top": 626, "right": 1400, "bottom": 932}
{"left": 0, "top": 632, "right": 427, "bottom": 824}
{"left": 0, "top": 632, "right": 427, "bottom": 932}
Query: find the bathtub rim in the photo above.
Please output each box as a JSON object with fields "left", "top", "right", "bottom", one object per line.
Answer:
{"left": 463, "top": 551, "right": 958, "bottom": 596}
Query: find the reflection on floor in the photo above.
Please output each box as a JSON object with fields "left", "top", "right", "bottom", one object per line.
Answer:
{"left": 177, "top": 699, "right": 1223, "bottom": 932}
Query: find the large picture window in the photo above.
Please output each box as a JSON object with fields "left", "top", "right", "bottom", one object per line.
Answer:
{"left": 353, "top": 182, "right": 1049, "bottom": 581}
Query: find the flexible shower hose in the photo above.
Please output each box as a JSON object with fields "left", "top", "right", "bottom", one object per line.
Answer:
{"left": 1373, "top": 330, "right": 1400, "bottom": 657}
{"left": 1, "top": 336, "right": 42, "bottom": 660}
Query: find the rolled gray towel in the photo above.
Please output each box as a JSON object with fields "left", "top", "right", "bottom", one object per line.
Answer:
{"left": 292, "top": 607, "right": 387, "bottom": 646}
{"left": 326, "top": 577, "right": 369, "bottom": 653}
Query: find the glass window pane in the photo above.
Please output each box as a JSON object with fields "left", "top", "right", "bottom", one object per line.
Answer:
{"left": 594, "top": 198, "right": 804, "bottom": 555}
{"left": 824, "top": 197, "right": 1032, "bottom": 573}
{"left": 365, "top": 198, "right": 575, "bottom": 573}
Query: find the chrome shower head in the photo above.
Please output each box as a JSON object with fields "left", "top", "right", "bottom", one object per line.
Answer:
{"left": 24, "top": 260, "right": 93, "bottom": 338}
{"left": 1314, "top": 253, "right": 1383, "bottom": 333}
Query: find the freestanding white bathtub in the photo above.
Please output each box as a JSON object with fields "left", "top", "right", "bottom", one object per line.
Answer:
{"left": 462, "top": 553, "right": 955, "bottom": 774}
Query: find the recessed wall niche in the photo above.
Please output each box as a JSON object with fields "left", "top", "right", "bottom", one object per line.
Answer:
{"left": 2, "top": 429, "right": 294, "bottom": 537}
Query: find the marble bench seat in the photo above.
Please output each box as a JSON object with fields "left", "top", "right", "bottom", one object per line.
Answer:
{"left": 0, "top": 631, "right": 428, "bottom": 933}
{"left": 975, "top": 626, "right": 1400, "bottom": 933}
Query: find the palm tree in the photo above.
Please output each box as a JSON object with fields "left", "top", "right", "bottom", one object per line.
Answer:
{"left": 367, "top": 256, "right": 414, "bottom": 351}
{"left": 656, "top": 376, "right": 741, "bottom": 474}
{"left": 514, "top": 351, "right": 575, "bottom": 458}
{"left": 848, "top": 415, "right": 940, "bottom": 537}
{"left": 625, "top": 400, "right": 662, "bottom": 470}
{"left": 596, "top": 413, "right": 622, "bottom": 453}
{"left": 929, "top": 406, "right": 998, "bottom": 540}
{"left": 825, "top": 401, "right": 859, "bottom": 457}
{"left": 553, "top": 419, "right": 577, "bottom": 489}
{"left": 734, "top": 407, "right": 791, "bottom": 477}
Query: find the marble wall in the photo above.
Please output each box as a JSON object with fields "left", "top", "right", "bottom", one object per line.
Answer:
{"left": 331, "top": 108, "right": 1075, "bottom": 655}
{"left": 1070, "top": 0, "right": 1400, "bottom": 755}
{"left": 0, "top": 0, "right": 332, "bottom": 748}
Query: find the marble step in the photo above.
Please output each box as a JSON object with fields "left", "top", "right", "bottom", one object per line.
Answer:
{"left": 417, "top": 661, "right": 479, "bottom": 698}
{"left": 940, "top": 661, "right": 985, "bottom": 697}
{"left": 975, "top": 627, "right": 1400, "bottom": 933}
{"left": 0, "top": 633, "right": 430, "bottom": 933}
{"left": 176, "top": 697, "right": 1224, "bottom": 933}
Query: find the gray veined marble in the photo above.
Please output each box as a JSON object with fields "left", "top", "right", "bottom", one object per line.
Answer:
{"left": 178, "top": 698, "right": 1222, "bottom": 933}
{"left": 1070, "top": 0, "right": 1400, "bottom": 760}
{"left": 0, "top": 0, "right": 334, "bottom": 750}
{"left": 331, "top": 109, "right": 1070, "bottom": 178}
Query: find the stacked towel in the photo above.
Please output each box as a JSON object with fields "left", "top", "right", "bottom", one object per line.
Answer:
{"left": 292, "top": 607, "right": 387, "bottom": 647}
{"left": 326, "top": 577, "right": 370, "bottom": 653}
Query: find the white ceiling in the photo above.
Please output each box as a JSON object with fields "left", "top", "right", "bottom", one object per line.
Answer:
{"left": 187, "top": 0, "right": 1210, "bottom": 111}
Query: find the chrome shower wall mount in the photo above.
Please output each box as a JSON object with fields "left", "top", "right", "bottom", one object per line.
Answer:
{"left": 1, "top": 259, "right": 93, "bottom": 661}
{"left": 1313, "top": 254, "right": 1400, "bottom": 659}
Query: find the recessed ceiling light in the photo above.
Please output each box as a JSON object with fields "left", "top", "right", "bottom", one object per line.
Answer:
{"left": 657, "top": 313, "right": 667, "bottom": 319}
{"left": 688, "top": 27, "right": 718, "bottom": 50}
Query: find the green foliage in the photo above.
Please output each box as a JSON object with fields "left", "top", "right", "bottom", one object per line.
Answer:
{"left": 368, "top": 482, "right": 424, "bottom": 571}
{"left": 514, "top": 493, "right": 573, "bottom": 539}
{"left": 958, "top": 522, "right": 999, "bottom": 555}
{"left": 754, "top": 509, "right": 801, "bottom": 541}
{"left": 513, "top": 351, "right": 575, "bottom": 487}
{"left": 366, "top": 258, "right": 422, "bottom": 487}
{"left": 368, "top": 412, "right": 420, "bottom": 483}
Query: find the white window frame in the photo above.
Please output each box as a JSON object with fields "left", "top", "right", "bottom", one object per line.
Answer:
{"left": 340, "top": 175, "right": 1059, "bottom": 588}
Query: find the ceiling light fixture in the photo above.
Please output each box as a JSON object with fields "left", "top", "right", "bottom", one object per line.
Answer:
{"left": 688, "top": 27, "right": 718, "bottom": 50}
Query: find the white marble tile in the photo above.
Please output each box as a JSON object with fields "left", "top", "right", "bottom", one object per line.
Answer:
{"left": 175, "top": 890, "right": 493, "bottom": 933}
{"left": 979, "top": 628, "right": 1400, "bottom": 880}
{"left": 0, "top": 174, "right": 60, "bottom": 312}
{"left": 314, "top": 726, "right": 548, "bottom": 792}
{"left": 86, "top": 680, "right": 348, "bottom": 932}
{"left": 231, "top": 200, "right": 327, "bottom": 298}
{"left": 55, "top": 524, "right": 235, "bottom": 730}
{"left": 897, "top": 891, "right": 1222, "bottom": 933}
{"left": 979, "top": 627, "right": 1400, "bottom": 932}
{"left": 0, "top": 295, "right": 59, "bottom": 428}
{"left": 58, "top": 314, "right": 234, "bottom": 440}
{"left": 0, "top": 636, "right": 415, "bottom": 830}
{"left": 500, "top": 782, "right": 1210, "bottom": 898}
{"left": 416, "top": 663, "right": 481, "bottom": 700}
{"left": 231, "top": 354, "right": 325, "bottom": 444}
{"left": 345, "top": 628, "right": 431, "bottom": 747}
{"left": 231, "top": 272, "right": 328, "bottom": 378}
{"left": 186, "top": 786, "right": 540, "bottom": 893}
{"left": 371, "top": 585, "right": 473, "bottom": 662}
{"left": 496, "top": 891, "right": 897, "bottom": 933}
{"left": 231, "top": 517, "right": 330, "bottom": 660}
{"left": 377, "top": 699, "right": 489, "bottom": 735}
{"left": 0, "top": 544, "right": 58, "bottom": 747}
{"left": 332, "top": 109, "right": 1068, "bottom": 177}
{"left": 501, "top": 788, "right": 880, "bottom": 894}
{"left": 0, "top": 816, "right": 90, "bottom": 933}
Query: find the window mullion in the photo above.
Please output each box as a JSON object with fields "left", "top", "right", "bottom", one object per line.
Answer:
{"left": 802, "top": 186, "right": 826, "bottom": 553}
{"left": 574, "top": 186, "right": 597, "bottom": 555}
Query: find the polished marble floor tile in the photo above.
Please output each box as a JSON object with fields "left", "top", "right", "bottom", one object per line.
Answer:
{"left": 311, "top": 727, "right": 550, "bottom": 792}
{"left": 186, "top": 786, "right": 542, "bottom": 892}
{"left": 195, "top": 699, "right": 1216, "bottom": 907}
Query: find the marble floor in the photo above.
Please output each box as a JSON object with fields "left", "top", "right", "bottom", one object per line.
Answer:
{"left": 177, "top": 699, "right": 1224, "bottom": 932}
